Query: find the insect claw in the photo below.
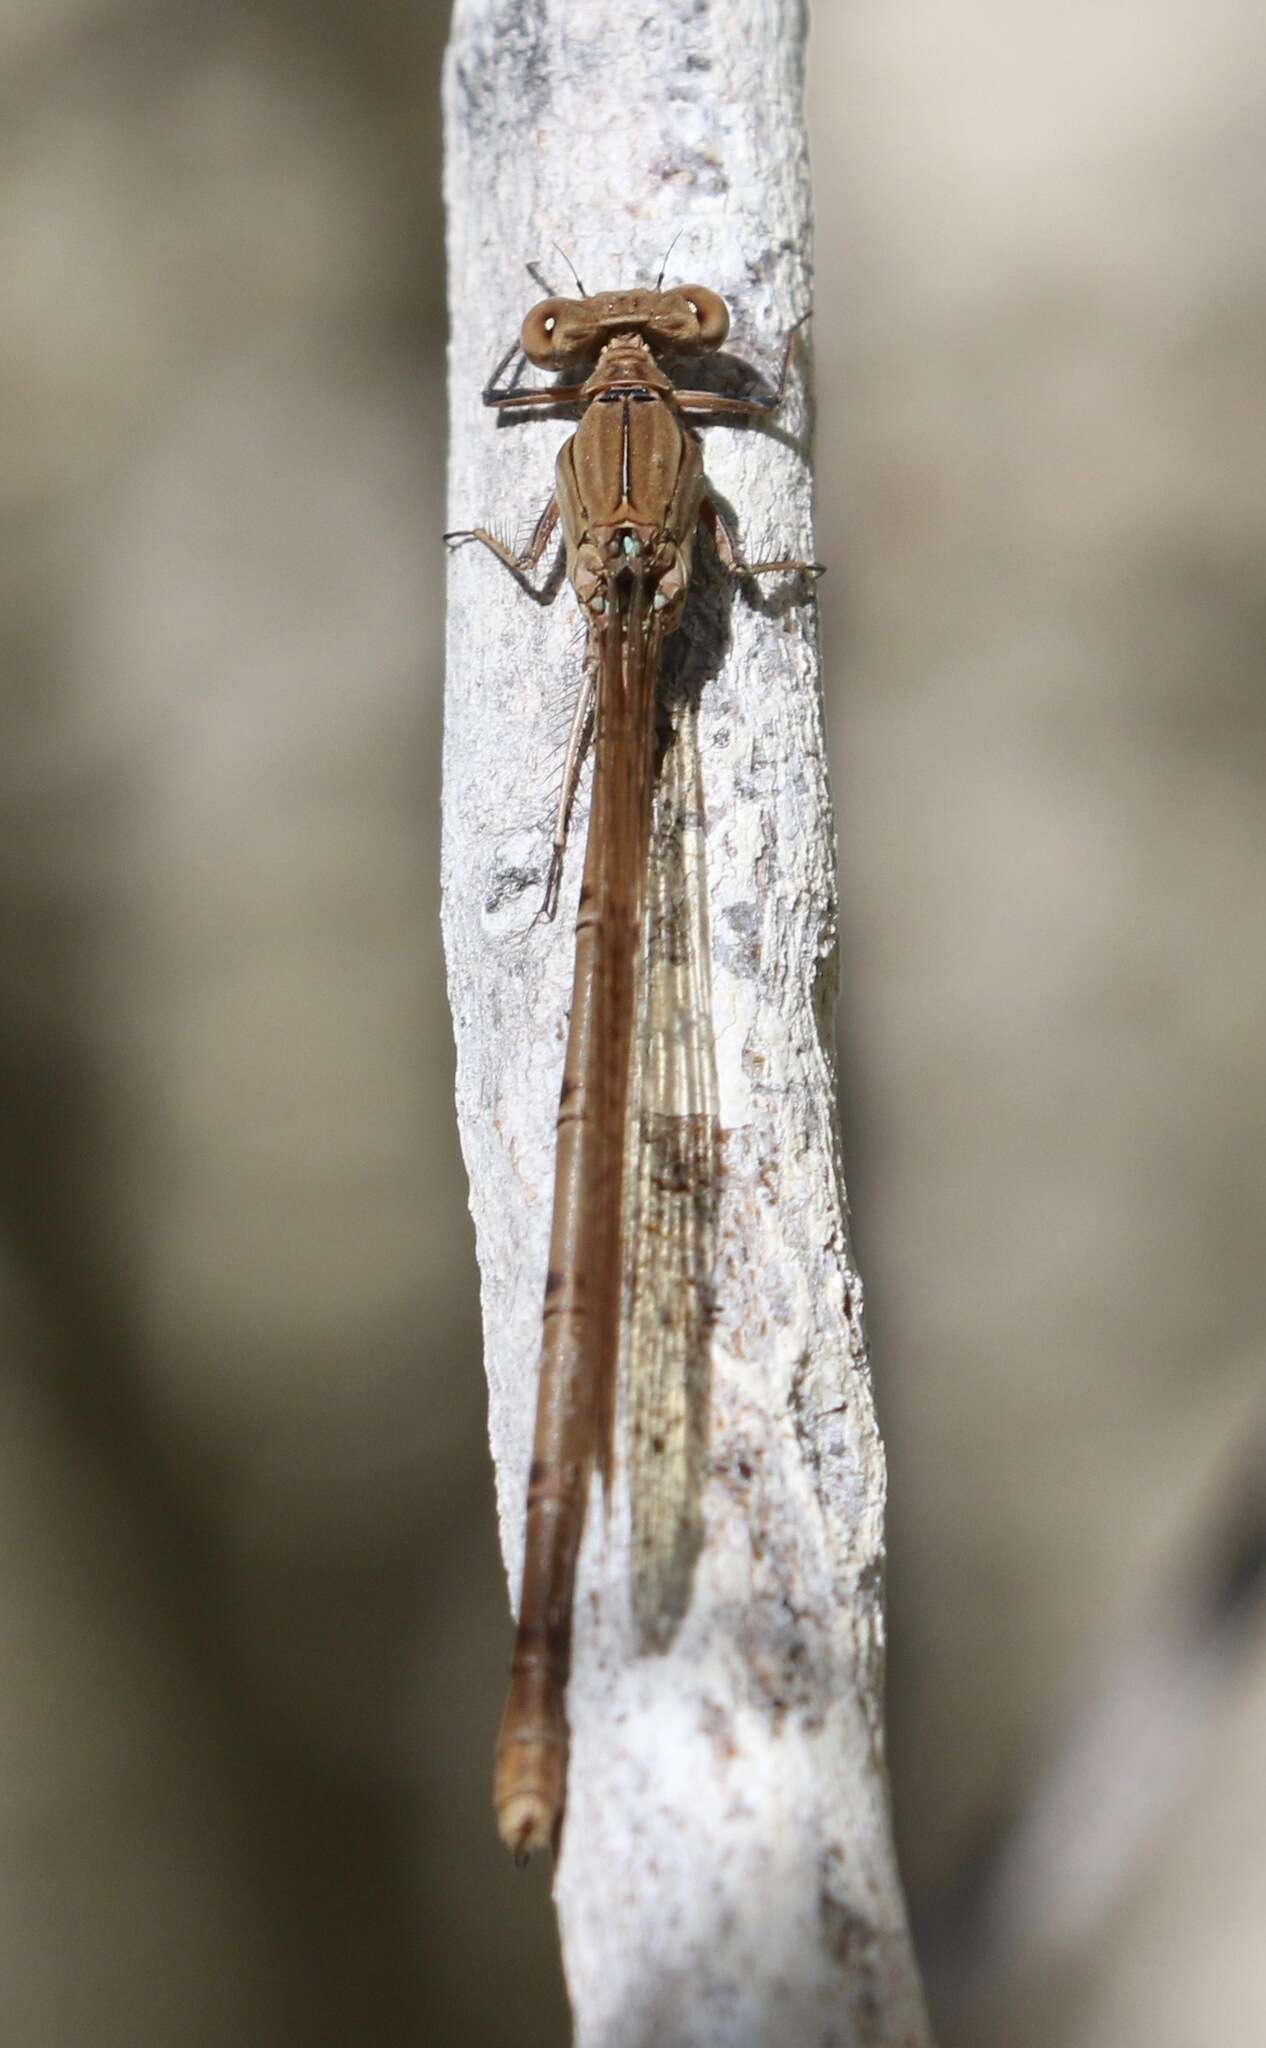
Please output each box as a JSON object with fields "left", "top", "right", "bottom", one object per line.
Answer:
{"left": 538, "top": 849, "right": 565, "bottom": 922}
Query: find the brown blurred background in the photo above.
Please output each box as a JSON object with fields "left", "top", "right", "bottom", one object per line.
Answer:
{"left": 1, "top": 1, "right": 1262, "bottom": 2043}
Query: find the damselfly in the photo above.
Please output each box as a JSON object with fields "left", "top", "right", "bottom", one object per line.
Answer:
{"left": 447, "top": 276, "right": 818, "bottom": 1856}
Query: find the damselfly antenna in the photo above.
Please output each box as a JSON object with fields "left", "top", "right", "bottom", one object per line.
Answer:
{"left": 654, "top": 228, "right": 685, "bottom": 291}
{"left": 551, "top": 242, "right": 588, "bottom": 297}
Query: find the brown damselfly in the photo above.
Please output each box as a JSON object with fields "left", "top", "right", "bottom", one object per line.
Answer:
{"left": 447, "top": 275, "right": 818, "bottom": 1857}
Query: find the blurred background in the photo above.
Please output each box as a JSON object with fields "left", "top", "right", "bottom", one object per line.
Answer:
{"left": 1, "top": 0, "right": 1261, "bottom": 2042}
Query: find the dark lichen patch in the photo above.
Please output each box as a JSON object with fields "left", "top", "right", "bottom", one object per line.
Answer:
{"left": 698, "top": 1693, "right": 738, "bottom": 1764}
{"left": 818, "top": 1847, "right": 889, "bottom": 2038}
{"left": 650, "top": 146, "right": 729, "bottom": 197}
{"left": 716, "top": 898, "right": 761, "bottom": 978}
{"left": 482, "top": 862, "right": 537, "bottom": 917}
{"left": 740, "top": 1584, "right": 830, "bottom": 1734}
{"left": 710, "top": 1437, "right": 764, "bottom": 1493}
{"left": 743, "top": 237, "right": 809, "bottom": 292}
{"left": 818, "top": 1862, "right": 869, "bottom": 1968}
{"left": 454, "top": 3, "right": 552, "bottom": 131}
{"left": 753, "top": 1146, "right": 781, "bottom": 1203}
{"left": 811, "top": 926, "right": 840, "bottom": 1051}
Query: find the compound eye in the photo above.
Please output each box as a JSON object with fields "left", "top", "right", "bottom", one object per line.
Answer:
{"left": 521, "top": 298, "right": 592, "bottom": 365}
{"left": 676, "top": 286, "right": 729, "bottom": 349}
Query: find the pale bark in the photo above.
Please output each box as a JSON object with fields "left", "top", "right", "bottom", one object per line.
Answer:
{"left": 442, "top": 3, "right": 931, "bottom": 2042}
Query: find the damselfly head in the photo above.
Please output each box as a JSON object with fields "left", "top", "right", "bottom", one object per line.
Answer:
{"left": 520, "top": 285, "right": 729, "bottom": 368}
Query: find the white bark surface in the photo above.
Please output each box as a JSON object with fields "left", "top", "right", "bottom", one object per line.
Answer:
{"left": 442, "top": 4, "right": 931, "bottom": 2042}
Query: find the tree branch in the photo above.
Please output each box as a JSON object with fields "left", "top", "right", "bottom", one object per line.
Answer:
{"left": 442, "top": 3, "right": 932, "bottom": 2041}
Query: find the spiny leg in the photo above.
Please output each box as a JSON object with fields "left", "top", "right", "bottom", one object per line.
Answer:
{"left": 479, "top": 300, "right": 588, "bottom": 408}
{"left": 446, "top": 490, "right": 593, "bottom": 912}
{"left": 540, "top": 653, "right": 596, "bottom": 921}
{"left": 484, "top": 382, "right": 589, "bottom": 412}
{"left": 444, "top": 493, "right": 561, "bottom": 601}
{"left": 701, "top": 495, "right": 823, "bottom": 582}
{"left": 480, "top": 330, "right": 527, "bottom": 406}
{"left": 675, "top": 311, "right": 811, "bottom": 421}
